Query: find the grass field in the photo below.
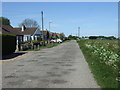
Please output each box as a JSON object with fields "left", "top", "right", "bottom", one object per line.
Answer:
{"left": 77, "top": 40, "right": 120, "bottom": 89}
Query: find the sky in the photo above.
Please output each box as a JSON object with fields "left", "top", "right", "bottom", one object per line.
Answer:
{"left": 2, "top": 2, "right": 118, "bottom": 37}
{"left": 1, "top": 0, "right": 120, "bottom": 2}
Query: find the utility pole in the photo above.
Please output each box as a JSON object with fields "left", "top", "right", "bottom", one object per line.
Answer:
{"left": 49, "top": 22, "right": 52, "bottom": 41}
{"left": 78, "top": 27, "right": 80, "bottom": 37}
{"left": 49, "top": 22, "right": 52, "bottom": 31}
{"left": 41, "top": 11, "right": 45, "bottom": 45}
{"left": 55, "top": 32, "right": 57, "bottom": 42}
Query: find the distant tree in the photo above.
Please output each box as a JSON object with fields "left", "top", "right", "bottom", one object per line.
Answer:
{"left": 19, "top": 18, "right": 39, "bottom": 27}
{"left": 68, "top": 35, "right": 79, "bottom": 40}
{"left": 89, "top": 36, "right": 98, "bottom": 39}
{"left": 106, "top": 36, "right": 116, "bottom": 40}
{"left": 0, "top": 17, "right": 10, "bottom": 26}
{"left": 82, "top": 36, "right": 84, "bottom": 38}
{"left": 60, "top": 33, "right": 65, "bottom": 37}
{"left": 50, "top": 36, "right": 53, "bottom": 39}
{"left": 68, "top": 35, "right": 73, "bottom": 39}
{"left": 89, "top": 36, "right": 116, "bottom": 40}
{"left": 98, "top": 36, "right": 105, "bottom": 38}
{"left": 60, "top": 33, "right": 65, "bottom": 40}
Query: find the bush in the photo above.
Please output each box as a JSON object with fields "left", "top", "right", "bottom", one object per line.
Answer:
{"left": 89, "top": 36, "right": 116, "bottom": 40}
{"left": 89, "top": 36, "right": 98, "bottom": 39}
{"left": 20, "top": 42, "right": 33, "bottom": 51}
{"left": 68, "top": 35, "right": 79, "bottom": 40}
{"left": 31, "top": 40, "right": 40, "bottom": 45}
{"left": 1, "top": 34, "right": 16, "bottom": 55}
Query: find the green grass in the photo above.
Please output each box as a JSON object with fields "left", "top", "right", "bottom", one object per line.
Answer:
{"left": 77, "top": 40, "right": 119, "bottom": 89}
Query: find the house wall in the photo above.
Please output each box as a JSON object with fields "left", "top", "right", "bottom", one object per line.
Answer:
{"left": 17, "top": 28, "right": 41, "bottom": 42}
{"left": 16, "top": 35, "right": 23, "bottom": 42}
{"left": 34, "top": 28, "right": 41, "bottom": 35}
{"left": 23, "top": 35, "right": 31, "bottom": 42}
{"left": 31, "top": 36, "right": 34, "bottom": 41}
{"left": 32, "top": 28, "right": 41, "bottom": 41}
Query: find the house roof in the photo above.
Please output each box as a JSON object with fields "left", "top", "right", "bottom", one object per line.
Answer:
{"left": 2, "top": 25, "right": 38, "bottom": 35}
{"left": 2, "top": 25, "right": 22, "bottom": 35}
{"left": 40, "top": 30, "right": 48, "bottom": 32}
{"left": 56, "top": 33, "right": 60, "bottom": 36}
{"left": 14, "top": 27, "right": 38, "bottom": 35}
{"left": 40, "top": 30, "right": 49, "bottom": 35}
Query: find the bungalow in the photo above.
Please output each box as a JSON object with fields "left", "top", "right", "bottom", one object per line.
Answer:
{"left": 49, "top": 32, "right": 53, "bottom": 39}
{"left": 2, "top": 25, "right": 41, "bottom": 42}
{"left": 2, "top": 25, "right": 41, "bottom": 51}
{"left": 51, "top": 32, "right": 57, "bottom": 39}
{"left": 40, "top": 30, "right": 50, "bottom": 41}
{"left": 48, "top": 32, "right": 62, "bottom": 39}
{"left": 14, "top": 25, "right": 41, "bottom": 42}
{"left": 56, "top": 33, "right": 61, "bottom": 38}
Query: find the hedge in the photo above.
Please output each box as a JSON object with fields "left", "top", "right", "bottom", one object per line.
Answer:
{"left": 1, "top": 34, "right": 16, "bottom": 55}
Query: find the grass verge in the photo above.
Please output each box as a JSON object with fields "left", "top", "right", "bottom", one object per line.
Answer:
{"left": 77, "top": 40, "right": 119, "bottom": 89}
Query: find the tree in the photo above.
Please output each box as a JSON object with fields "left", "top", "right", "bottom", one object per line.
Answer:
{"left": 0, "top": 17, "right": 10, "bottom": 26}
{"left": 19, "top": 18, "right": 39, "bottom": 27}
{"left": 68, "top": 35, "right": 79, "bottom": 40}
{"left": 60, "top": 33, "right": 65, "bottom": 40}
{"left": 89, "top": 36, "right": 98, "bottom": 39}
{"left": 60, "top": 33, "right": 65, "bottom": 38}
{"left": 68, "top": 35, "right": 73, "bottom": 39}
{"left": 106, "top": 36, "right": 116, "bottom": 40}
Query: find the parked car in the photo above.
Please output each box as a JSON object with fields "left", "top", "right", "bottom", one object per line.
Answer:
{"left": 51, "top": 39, "right": 63, "bottom": 43}
{"left": 51, "top": 39, "right": 56, "bottom": 42}
{"left": 57, "top": 39, "right": 63, "bottom": 43}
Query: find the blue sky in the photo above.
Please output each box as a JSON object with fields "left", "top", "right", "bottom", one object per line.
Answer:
{"left": 2, "top": 2, "right": 118, "bottom": 37}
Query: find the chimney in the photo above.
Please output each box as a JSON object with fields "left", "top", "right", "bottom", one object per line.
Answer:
{"left": 21, "top": 25, "right": 26, "bottom": 32}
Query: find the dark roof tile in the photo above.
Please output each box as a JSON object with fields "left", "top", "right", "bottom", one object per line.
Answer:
{"left": 14, "top": 27, "right": 38, "bottom": 35}
{"left": 2, "top": 25, "right": 38, "bottom": 35}
{"left": 2, "top": 25, "right": 21, "bottom": 35}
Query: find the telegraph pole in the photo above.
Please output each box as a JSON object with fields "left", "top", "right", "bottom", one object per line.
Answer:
{"left": 49, "top": 22, "right": 52, "bottom": 41}
{"left": 41, "top": 11, "right": 44, "bottom": 40}
{"left": 78, "top": 27, "right": 80, "bottom": 37}
{"left": 41, "top": 11, "right": 45, "bottom": 45}
{"left": 49, "top": 22, "right": 52, "bottom": 31}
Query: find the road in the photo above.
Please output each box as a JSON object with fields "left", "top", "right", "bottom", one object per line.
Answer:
{"left": 2, "top": 40, "right": 100, "bottom": 88}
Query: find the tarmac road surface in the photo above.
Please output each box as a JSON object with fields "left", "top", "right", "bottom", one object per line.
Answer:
{"left": 2, "top": 40, "right": 100, "bottom": 88}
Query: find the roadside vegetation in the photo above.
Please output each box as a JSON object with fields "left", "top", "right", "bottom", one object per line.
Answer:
{"left": 1, "top": 33, "right": 16, "bottom": 55}
{"left": 25, "top": 42, "right": 60, "bottom": 51}
{"left": 23, "top": 39, "right": 70, "bottom": 51}
{"left": 77, "top": 40, "right": 119, "bottom": 89}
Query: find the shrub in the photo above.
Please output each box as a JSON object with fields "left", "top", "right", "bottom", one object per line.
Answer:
{"left": 1, "top": 34, "right": 16, "bottom": 55}
{"left": 31, "top": 40, "right": 40, "bottom": 45}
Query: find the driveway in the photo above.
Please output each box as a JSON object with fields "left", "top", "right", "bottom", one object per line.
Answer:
{"left": 2, "top": 40, "right": 100, "bottom": 88}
